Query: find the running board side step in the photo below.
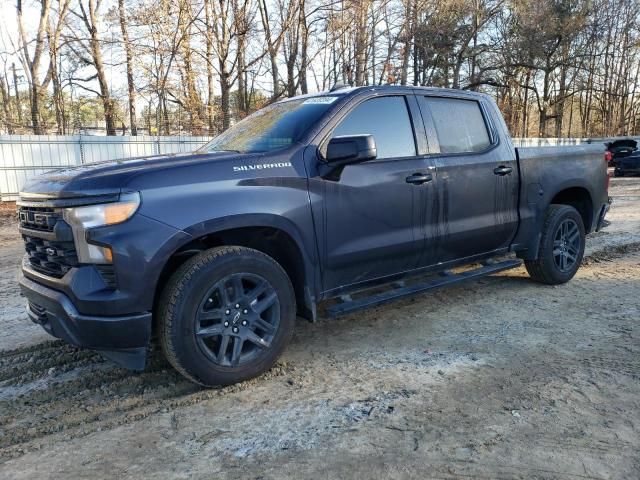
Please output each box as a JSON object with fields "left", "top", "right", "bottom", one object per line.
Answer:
{"left": 325, "top": 259, "right": 522, "bottom": 318}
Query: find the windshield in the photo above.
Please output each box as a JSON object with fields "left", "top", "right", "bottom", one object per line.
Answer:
{"left": 201, "top": 96, "right": 340, "bottom": 154}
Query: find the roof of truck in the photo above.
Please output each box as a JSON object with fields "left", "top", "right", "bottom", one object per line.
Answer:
{"left": 278, "top": 84, "right": 490, "bottom": 104}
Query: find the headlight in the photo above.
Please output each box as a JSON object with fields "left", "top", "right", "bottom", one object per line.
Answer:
{"left": 63, "top": 192, "right": 140, "bottom": 264}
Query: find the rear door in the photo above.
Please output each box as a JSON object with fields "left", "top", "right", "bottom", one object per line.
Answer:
{"left": 417, "top": 95, "right": 519, "bottom": 263}
{"left": 307, "top": 94, "right": 436, "bottom": 292}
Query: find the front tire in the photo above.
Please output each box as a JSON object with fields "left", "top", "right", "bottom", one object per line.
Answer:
{"left": 159, "top": 246, "right": 296, "bottom": 386}
{"left": 525, "top": 205, "right": 585, "bottom": 285}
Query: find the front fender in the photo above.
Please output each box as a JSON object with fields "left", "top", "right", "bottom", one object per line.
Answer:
{"left": 128, "top": 156, "right": 320, "bottom": 296}
{"left": 179, "top": 212, "right": 319, "bottom": 300}
{"left": 182, "top": 213, "right": 316, "bottom": 267}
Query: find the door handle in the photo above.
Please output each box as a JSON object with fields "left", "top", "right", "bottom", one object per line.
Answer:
{"left": 406, "top": 173, "right": 433, "bottom": 185}
{"left": 493, "top": 166, "right": 513, "bottom": 176}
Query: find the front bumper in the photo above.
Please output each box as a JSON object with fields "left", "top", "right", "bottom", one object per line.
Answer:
{"left": 18, "top": 211, "right": 192, "bottom": 317}
{"left": 19, "top": 272, "right": 152, "bottom": 370}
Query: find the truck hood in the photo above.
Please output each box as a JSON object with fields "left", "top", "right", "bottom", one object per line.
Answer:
{"left": 19, "top": 151, "right": 244, "bottom": 202}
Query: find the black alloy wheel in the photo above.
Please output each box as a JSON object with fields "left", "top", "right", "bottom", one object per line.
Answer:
{"left": 195, "top": 272, "right": 280, "bottom": 367}
{"left": 552, "top": 218, "right": 581, "bottom": 273}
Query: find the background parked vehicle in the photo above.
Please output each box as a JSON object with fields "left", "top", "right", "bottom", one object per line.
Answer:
{"left": 606, "top": 139, "right": 640, "bottom": 176}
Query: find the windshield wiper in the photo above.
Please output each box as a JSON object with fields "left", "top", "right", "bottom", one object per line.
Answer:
{"left": 210, "top": 149, "right": 242, "bottom": 153}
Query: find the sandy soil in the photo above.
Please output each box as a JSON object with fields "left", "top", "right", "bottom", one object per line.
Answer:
{"left": 0, "top": 178, "right": 639, "bottom": 479}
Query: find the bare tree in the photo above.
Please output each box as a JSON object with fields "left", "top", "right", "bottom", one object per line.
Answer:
{"left": 118, "top": 0, "right": 137, "bottom": 135}
{"left": 46, "top": 0, "right": 72, "bottom": 134}
{"left": 257, "top": 0, "right": 290, "bottom": 99}
{"left": 69, "top": 0, "right": 117, "bottom": 135}
{"left": 16, "top": 0, "right": 52, "bottom": 134}
{"left": 10, "top": 63, "right": 24, "bottom": 128}
{"left": 0, "top": 74, "right": 15, "bottom": 133}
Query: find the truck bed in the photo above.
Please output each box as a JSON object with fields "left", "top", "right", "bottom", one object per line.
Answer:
{"left": 510, "top": 144, "right": 609, "bottom": 257}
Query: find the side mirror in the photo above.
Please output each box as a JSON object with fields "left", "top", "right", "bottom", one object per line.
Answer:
{"left": 325, "top": 134, "right": 377, "bottom": 167}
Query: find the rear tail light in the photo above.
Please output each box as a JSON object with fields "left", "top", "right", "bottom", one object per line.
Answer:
{"left": 604, "top": 151, "right": 613, "bottom": 163}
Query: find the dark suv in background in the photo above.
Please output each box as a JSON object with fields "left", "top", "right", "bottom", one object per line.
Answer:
{"left": 606, "top": 138, "right": 640, "bottom": 176}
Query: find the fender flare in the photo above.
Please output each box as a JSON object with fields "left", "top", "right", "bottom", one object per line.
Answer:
{"left": 515, "top": 181, "right": 595, "bottom": 260}
{"left": 173, "top": 213, "right": 320, "bottom": 310}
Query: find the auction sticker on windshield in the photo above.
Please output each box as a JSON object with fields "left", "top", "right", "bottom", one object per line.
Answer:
{"left": 303, "top": 97, "right": 338, "bottom": 105}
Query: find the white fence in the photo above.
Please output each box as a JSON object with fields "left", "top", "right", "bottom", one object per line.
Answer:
{"left": 0, "top": 135, "right": 211, "bottom": 201}
{"left": 1, "top": 134, "right": 638, "bottom": 201}
{"left": 513, "top": 138, "right": 588, "bottom": 147}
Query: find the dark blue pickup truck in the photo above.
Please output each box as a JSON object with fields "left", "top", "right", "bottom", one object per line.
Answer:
{"left": 17, "top": 86, "right": 610, "bottom": 386}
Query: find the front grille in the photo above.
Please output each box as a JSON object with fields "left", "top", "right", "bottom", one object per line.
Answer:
{"left": 19, "top": 206, "right": 78, "bottom": 278}
{"left": 18, "top": 206, "right": 58, "bottom": 232}
{"left": 23, "top": 235, "right": 78, "bottom": 277}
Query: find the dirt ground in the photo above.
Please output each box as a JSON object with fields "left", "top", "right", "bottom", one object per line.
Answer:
{"left": 0, "top": 178, "right": 639, "bottom": 479}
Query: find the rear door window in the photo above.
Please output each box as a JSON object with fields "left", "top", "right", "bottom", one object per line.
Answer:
{"left": 423, "top": 97, "right": 492, "bottom": 154}
{"left": 331, "top": 96, "right": 416, "bottom": 159}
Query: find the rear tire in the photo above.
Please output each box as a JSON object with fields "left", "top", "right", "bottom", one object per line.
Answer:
{"left": 525, "top": 205, "right": 585, "bottom": 285}
{"left": 613, "top": 169, "right": 623, "bottom": 177}
{"left": 159, "top": 246, "right": 296, "bottom": 387}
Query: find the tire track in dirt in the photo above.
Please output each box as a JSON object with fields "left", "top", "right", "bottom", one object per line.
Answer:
{"left": 582, "top": 241, "right": 640, "bottom": 265}
{"left": 1, "top": 239, "right": 638, "bottom": 463}
{"left": 0, "top": 337, "right": 296, "bottom": 461}
{"left": 0, "top": 345, "right": 98, "bottom": 384}
{"left": 0, "top": 340, "right": 65, "bottom": 360}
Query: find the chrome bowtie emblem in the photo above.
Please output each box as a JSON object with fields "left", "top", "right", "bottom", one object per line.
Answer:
{"left": 45, "top": 247, "right": 56, "bottom": 256}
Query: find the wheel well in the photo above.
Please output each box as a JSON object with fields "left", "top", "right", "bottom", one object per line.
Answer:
{"left": 550, "top": 187, "right": 593, "bottom": 232}
{"left": 153, "top": 227, "right": 308, "bottom": 325}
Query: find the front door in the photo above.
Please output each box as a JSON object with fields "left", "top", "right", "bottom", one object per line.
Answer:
{"left": 308, "top": 95, "right": 435, "bottom": 292}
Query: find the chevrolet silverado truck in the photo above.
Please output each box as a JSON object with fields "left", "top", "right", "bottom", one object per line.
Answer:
{"left": 17, "top": 86, "right": 610, "bottom": 386}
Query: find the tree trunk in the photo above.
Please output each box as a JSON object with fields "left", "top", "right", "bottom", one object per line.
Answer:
{"left": 258, "top": 0, "right": 281, "bottom": 99}
{"left": 299, "top": 0, "right": 309, "bottom": 94}
{"left": 285, "top": 21, "right": 299, "bottom": 97}
{"left": 11, "top": 64, "right": 23, "bottom": 128}
{"left": 220, "top": 72, "right": 231, "bottom": 130}
{"left": 354, "top": 0, "right": 369, "bottom": 86}
{"left": 50, "top": 53, "right": 64, "bottom": 135}
{"left": 204, "top": 0, "right": 216, "bottom": 134}
{"left": 159, "top": 92, "right": 170, "bottom": 135}
{"left": 0, "top": 76, "right": 15, "bottom": 134}
{"left": 235, "top": 4, "right": 248, "bottom": 114}
{"left": 400, "top": 0, "right": 415, "bottom": 86}
{"left": 538, "top": 67, "right": 552, "bottom": 137}
{"left": 179, "top": 1, "right": 206, "bottom": 134}
{"left": 554, "top": 44, "right": 570, "bottom": 138}
{"left": 521, "top": 71, "right": 530, "bottom": 138}
{"left": 79, "top": 0, "right": 116, "bottom": 135}
{"left": 48, "top": 0, "right": 70, "bottom": 135}
{"left": 92, "top": 15, "right": 115, "bottom": 134}
{"left": 118, "top": 0, "right": 137, "bottom": 135}
{"left": 17, "top": 0, "right": 51, "bottom": 134}
{"left": 237, "top": 49, "right": 247, "bottom": 114}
